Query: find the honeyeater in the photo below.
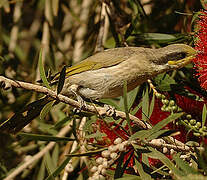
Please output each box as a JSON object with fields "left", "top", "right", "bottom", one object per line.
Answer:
{"left": 55, "top": 44, "right": 196, "bottom": 100}
{"left": 0, "top": 44, "right": 197, "bottom": 133}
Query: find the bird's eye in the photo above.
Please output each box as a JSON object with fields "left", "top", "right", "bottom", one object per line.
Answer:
{"left": 179, "top": 52, "right": 187, "bottom": 59}
{"left": 170, "top": 52, "right": 187, "bottom": 61}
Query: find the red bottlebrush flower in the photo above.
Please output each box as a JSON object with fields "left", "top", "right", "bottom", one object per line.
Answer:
{"left": 91, "top": 87, "right": 206, "bottom": 173}
{"left": 193, "top": 10, "right": 207, "bottom": 90}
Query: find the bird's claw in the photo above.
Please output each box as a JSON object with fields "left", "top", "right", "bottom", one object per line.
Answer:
{"left": 104, "top": 104, "right": 118, "bottom": 119}
{"left": 0, "top": 80, "right": 12, "bottom": 90}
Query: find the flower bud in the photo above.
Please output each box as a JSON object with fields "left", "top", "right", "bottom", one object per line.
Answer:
{"left": 114, "top": 137, "right": 122, "bottom": 144}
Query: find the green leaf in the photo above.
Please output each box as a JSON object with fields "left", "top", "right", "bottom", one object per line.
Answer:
{"left": 38, "top": 48, "right": 51, "bottom": 89}
{"left": 154, "top": 73, "right": 176, "bottom": 91}
{"left": 40, "top": 101, "right": 54, "bottom": 120}
{"left": 142, "top": 86, "right": 149, "bottom": 121}
{"left": 66, "top": 148, "right": 106, "bottom": 157}
{"left": 173, "top": 154, "right": 198, "bottom": 175}
{"left": 123, "top": 81, "right": 133, "bottom": 134}
{"left": 44, "top": 151, "right": 55, "bottom": 178}
{"left": 120, "top": 86, "right": 139, "bottom": 111}
{"left": 178, "top": 174, "right": 207, "bottom": 180}
{"left": 57, "top": 65, "right": 66, "bottom": 95}
{"left": 148, "top": 93, "right": 155, "bottom": 119}
{"left": 202, "top": 104, "right": 207, "bottom": 129}
{"left": 142, "top": 33, "right": 176, "bottom": 41}
{"left": 147, "top": 112, "right": 183, "bottom": 140}
{"left": 37, "top": 159, "right": 46, "bottom": 180}
{"left": 53, "top": 116, "right": 71, "bottom": 129}
{"left": 142, "top": 153, "right": 150, "bottom": 167}
{"left": 115, "top": 151, "right": 134, "bottom": 179}
{"left": 45, "top": 157, "right": 71, "bottom": 180}
{"left": 130, "top": 113, "right": 182, "bottom": 141}
{"left": 134, "top": 158, "right": 153, "bottom": 180}
{"left": 147, "top": 129, "right": 177, "bottom": 140}
{"left": 85, "top": 131, "right": 106, "bottom": 139}
{"left": 116, "top": 174, "right": 141, "bottom": 180}
{"left": 18, "top": 133, "right": 75, "bottom": 142}
{"left": 147, "top": 147, "right": 185, "bottom": 177}
{"left": 114, "top": 152, "right": 127, "bottom": 179}
{"left": 38, "top": 121, "right": 58, "bottom": 135}
{"left": 107, "top": 9, "right": 121, "bottom": 47}
{"left": 195, "top": 146, "right": 207, "bottom": 174}
{"left": 129, "top": 129, "right": 150, "bottom": 140}
{"left": 52, "top": 144, "right": 59, "bottom": 168}
{"left": 100, "top": 98, "right": 121, "bottom": 110}
{"left": 71, "top": 117, "right": 78, "bottom": 141}
{"left": 130, "top": 100, "right": 142, "bottom": 115}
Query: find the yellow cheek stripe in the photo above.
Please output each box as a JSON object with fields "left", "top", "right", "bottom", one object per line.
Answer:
{"left": 167, "top": 55, "right": 196, "bottom": 65}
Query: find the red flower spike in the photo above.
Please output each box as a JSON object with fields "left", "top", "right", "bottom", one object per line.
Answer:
{"left": 193, "top": 11, "right": 207, "bottom": 90}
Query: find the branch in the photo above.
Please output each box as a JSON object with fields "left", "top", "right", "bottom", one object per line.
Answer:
{"left": 0, "top": 75, "right": 149, "bottom": 130}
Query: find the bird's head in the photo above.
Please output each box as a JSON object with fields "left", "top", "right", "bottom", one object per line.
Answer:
{"left": 149, "top": 44, "right": 197, "bottom": 72}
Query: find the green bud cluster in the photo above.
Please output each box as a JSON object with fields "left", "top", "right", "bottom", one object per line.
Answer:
{"left": 180, "top": 114, "right": 207, "bottom": 137}
{"left": 156, "top": 92, "right": 207, "bottom": 138}
{"left": 156, "top": 93, "right": 182, "bottom": 113}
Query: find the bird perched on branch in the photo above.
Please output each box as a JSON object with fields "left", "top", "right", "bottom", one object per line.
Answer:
{"left": 0, "top": 44, "right": 197, "bottom": 133}
{"left": 55, "top": 44, "right": 196, "bottom": 100}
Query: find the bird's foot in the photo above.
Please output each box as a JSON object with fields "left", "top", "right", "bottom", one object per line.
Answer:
{"left": 70, "top": 84, "right": 87, "bottom": 110}
{"left": 0, "top": 79, "right": 12, "bottom": 90}
{"left": 104, "top": 104, "right": 118, "bottom": 120}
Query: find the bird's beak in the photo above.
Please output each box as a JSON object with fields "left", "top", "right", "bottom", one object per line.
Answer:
{"left": 167, "top": 54, "right": 197, "bottom": 66}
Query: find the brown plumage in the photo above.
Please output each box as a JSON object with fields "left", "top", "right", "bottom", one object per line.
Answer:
{"left": 59, "top": 44, "right": 196, "bottom": 100}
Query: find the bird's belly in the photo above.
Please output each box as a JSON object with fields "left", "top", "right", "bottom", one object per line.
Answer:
{"left": 62, "top": 60, "right": 150, "bottom": 99}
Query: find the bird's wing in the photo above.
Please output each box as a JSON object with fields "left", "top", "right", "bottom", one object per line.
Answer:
{"left": 54, "top": 47, "right": 141, "bottom": 79}
{"left": 65, "top": 47, "right": 140, "bottom": 76}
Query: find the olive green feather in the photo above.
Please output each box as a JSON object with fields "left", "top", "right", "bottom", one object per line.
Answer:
{"left": 53, "top": 47, "right": 138, "bottom": 80}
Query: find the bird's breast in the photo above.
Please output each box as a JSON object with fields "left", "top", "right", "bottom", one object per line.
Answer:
{"left": 62, "top": 56, "right": 155, "bottom": 99}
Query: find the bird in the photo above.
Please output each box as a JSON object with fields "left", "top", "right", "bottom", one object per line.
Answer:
{"left": 54, "top": 44, "right": 196, "bottom": 100}
{"left": 0, "top": 44, "right": 197, "bottom": 133}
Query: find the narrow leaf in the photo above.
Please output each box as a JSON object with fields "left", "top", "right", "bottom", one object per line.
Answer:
{"left": 147, "top": 147, "right": 185, "bottom": 177}
{"left": 148, "top": 93, "right": 155, "bottom": 119}
{"left": 38, "top": 48, "right": 51, "bottom": 89}
{"left": 147, "top": 113, "right": 184, "bottom": 140}
{"left": 142, "top": 86, "right": 149, "bottom": 121}
{"left": 40, "top": 101, "right": 54, "bottom": 120}
{"left": 66, "top": 148, "right": 106, "bottom": 157}
{"left": 53, "top": 116, "right": 71, "bottom": 129}
{"left": 129, "top": 129, "right": 150, "bottom": 140}
{"left": 116, "top": 175, "right": 142, "bottom": 180}
{"left": 114, "top": 152, "right": 127, "bottom": 178}
{"left": 123, "top": 81, "right": 133, "bottom": 134}
{"left": 134, "top": 158, "right": 153, "bottom": 180}
{"left": 147, "top": 129, "right": 177, "bottom": 140}
{"left": 37, "top": 159, "right": 46, "bottom": 180}
{"left": 202, "top": 104, "right": 207, "bottom": 128}
{"left": 19, "top": 133, "right": 75, "bottom": 142}
{"left": 57, "top": 65, "right": 66, "bottom": 95}
{"left": 44, "top": 152, "right": 55, "bottom": 178}
{"left": 45, "top": 157, "right": 71, "bottom": 180}
{"left": 173, "top": 154, "right": 198, "bottom": 175}
{"left": 52, "top": 144, "right": 59, "bottom": 168}
{"left": 128, "top": 86, "right": 139, "bottom": 111}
